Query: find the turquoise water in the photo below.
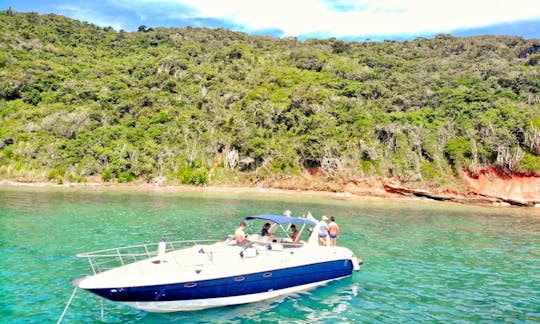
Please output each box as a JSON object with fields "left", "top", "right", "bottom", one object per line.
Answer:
{"left": 0, "top": 186, "right": 538, "bottom": 323}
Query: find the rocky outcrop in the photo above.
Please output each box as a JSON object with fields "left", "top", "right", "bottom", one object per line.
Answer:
{"left": 518, "top": 44, "right": 540, "bottom": 58}
{"left": 461, "top": 167, "right": 539, "bottom": 206}
{"left": 342, "top": 168, "right": 539, "bottom": 207}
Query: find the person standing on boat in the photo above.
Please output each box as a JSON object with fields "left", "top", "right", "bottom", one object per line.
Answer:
{"left": 319, "top": 216, "right": 329, "bottom": 246}
{"left": 328, "top": 216, "right": 340, "bottom": 246}
{"left": 235, "top": 221, "right": 248, "bottom": 243}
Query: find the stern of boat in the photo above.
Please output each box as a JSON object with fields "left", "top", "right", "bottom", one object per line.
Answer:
{"left": 351, "top": 255, "right": 363, "bottom": 271}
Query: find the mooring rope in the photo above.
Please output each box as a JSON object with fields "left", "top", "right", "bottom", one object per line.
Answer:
{"left": 57, "top": 286, "right": 78, "bottom": 324}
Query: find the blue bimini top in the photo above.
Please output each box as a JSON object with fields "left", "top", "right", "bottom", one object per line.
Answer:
{"left": 245, "top": 214, "right": 317, "bottom": 227}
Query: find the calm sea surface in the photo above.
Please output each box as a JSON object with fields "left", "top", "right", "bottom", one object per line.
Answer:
{"left": 0, "top": 186, "right": 538, "bottom": 323}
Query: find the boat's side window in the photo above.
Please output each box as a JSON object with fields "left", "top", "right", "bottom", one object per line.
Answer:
{"left": 263, "top": 272, "right": 272, "bottom": 278}
{"left": 184, "top": 282, "right": 197, "bottom": 288}
{"left": 234, "top": 276, "right": 245, "bottom": 282}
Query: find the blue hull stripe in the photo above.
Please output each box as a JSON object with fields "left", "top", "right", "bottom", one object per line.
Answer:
{"left": 88, "top": 259, "right": 353, "bottom": 302}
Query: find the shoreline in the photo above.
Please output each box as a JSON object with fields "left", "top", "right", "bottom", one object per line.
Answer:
{"left": 1, "top": 179, "right": 537, "bottom": 207}
{"left": 0, "top": 179, "right": 387, "bottom": 201}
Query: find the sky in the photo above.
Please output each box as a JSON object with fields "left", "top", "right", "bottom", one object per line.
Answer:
{"left": 2, "top": 0, "right": 540, "bottom": 41}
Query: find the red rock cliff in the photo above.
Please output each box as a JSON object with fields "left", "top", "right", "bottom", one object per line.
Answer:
{"left": 461, "top": 167, "right": 540, "bottom": 204}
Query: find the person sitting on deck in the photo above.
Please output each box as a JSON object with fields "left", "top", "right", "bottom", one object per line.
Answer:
{"left": 290, "top": 224, "right": 301, "bottom": 243}
{"left": 261, "top": 223, "right": 271, "bottom": 237}
{"left": 235, "top": 221, "right": 248, "bottom": 243}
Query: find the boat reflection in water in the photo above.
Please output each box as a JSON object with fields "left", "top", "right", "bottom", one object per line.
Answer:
{"left": 73, "top": 213, "right": 362, "bottom": 312}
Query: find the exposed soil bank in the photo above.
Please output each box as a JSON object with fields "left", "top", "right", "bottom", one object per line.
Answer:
{"left": 461, "top": 167, "right": 540, "bottom": 206}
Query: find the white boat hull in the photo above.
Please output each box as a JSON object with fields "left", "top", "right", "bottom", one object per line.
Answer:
{"left": 74, "top": 214, "right": 362, "bottom": 312}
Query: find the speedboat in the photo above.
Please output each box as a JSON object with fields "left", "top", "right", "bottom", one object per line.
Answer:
{"left": 73, "top": 213, "right": 362, "bottom": 312}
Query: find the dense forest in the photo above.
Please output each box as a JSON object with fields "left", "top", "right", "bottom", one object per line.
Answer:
{"left": 1, "top": 10, "right": 539, "bottom": 191}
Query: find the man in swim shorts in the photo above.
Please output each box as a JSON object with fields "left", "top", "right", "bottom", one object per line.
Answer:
{"left": 328, "top": 216, "right": 340, "bottom": 246}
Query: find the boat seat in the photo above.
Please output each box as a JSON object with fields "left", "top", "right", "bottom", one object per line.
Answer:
{"left": 259, "top": 235, "right": 272, "bottom": 243}
{"left": 241, "top": 248, "right": 259, "bottom": 258}
{"left": 247, "top": 234, "right": 260, "bottom": 241}
{"left": 270, "top": 243, "right": 283, "bottom": 251}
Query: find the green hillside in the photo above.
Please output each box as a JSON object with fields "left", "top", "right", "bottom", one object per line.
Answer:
{"left": 1, "top": 10, "right": 539, "bottom": 189}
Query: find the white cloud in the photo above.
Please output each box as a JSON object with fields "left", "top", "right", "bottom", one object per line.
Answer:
{"left": 56, "top": 4, "right": 125, "bottom": 30}
{"left": 166, "top": 0, "right": 540, "bottom": 36}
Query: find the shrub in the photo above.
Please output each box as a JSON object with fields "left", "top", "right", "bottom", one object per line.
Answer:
{"left": 3, "top": 147, "right": 14, "bottom": 158}
{"left": 47, "top": 169, "right": 58, "bottom": 180}
{"left": 444, "top": 137, "right": 471, "bottom": 168}
{"left": 271, "top": 159, "right": 299, "bottom": 175}
{"left": 102, "top": 168, "right": 113, "bottom": 182}
{"left": 517, "top": 153, "right": 540, "bottom": 174}
{"left": 118, "top": 171, "right": 135, "bottom": 183}
{"left": 420, "top": 161, "right": 446, "bottom": 181}
{"left": 177, "top": 167, "right": 209, "bottom": 185}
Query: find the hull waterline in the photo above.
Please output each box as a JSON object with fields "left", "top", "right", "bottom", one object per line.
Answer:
{"left": 119, "top": 276, "right": 349, "bottom": 312}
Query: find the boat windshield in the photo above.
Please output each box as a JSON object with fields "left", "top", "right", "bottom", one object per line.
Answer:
{"left": 239, "top": 214, "right": 318, "bottom": 245}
